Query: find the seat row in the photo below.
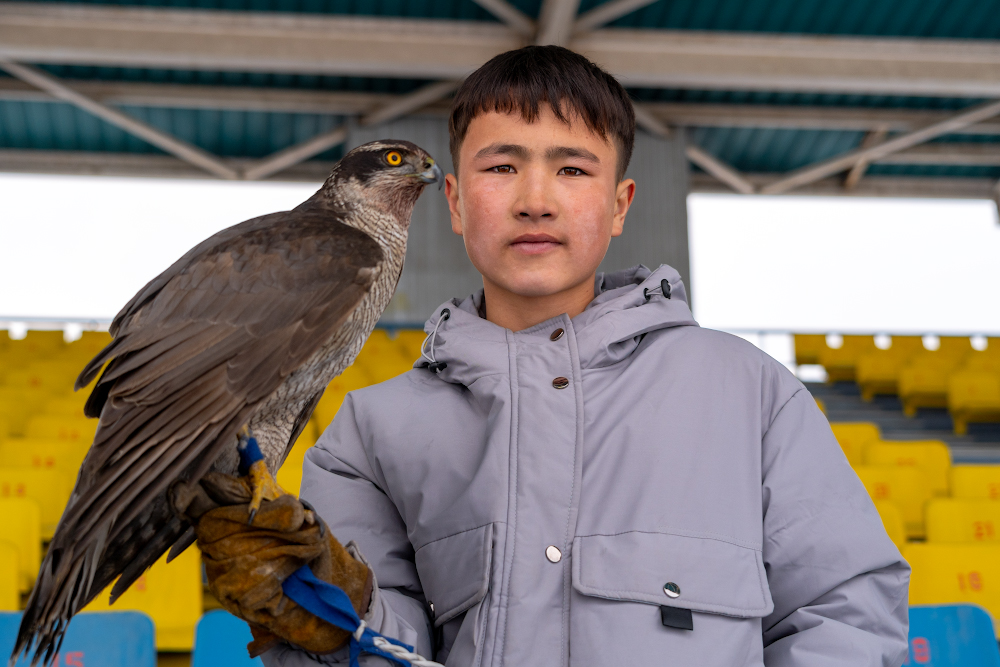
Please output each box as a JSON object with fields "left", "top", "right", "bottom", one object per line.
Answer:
{"left": 796, "top": 334, "right": 1000, "bottom": 433}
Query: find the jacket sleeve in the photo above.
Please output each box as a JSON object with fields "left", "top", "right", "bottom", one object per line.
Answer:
{"left": 261, "top": 393, "right": 433, "bottom": 666}
{"left": 760, "top": 382, "right": 910, "bottom": 667}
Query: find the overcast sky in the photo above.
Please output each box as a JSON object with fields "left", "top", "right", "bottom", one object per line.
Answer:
{"left": 1, "top": 173, "right": 998, "bottom": 337}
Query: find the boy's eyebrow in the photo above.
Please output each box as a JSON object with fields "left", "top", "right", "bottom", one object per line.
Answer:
{"left": 545, "top": 146, "right": 600, "bottom": 163}
{"left": 474, "top": 143, "right": 530, "bottom": 160}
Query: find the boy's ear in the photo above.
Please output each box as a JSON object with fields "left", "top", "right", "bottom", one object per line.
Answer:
{"left": 445, "top": 173, "right": 463, "bottom": 236}
{"left": 612, "top": 178, "right": 636, "bottom": 238}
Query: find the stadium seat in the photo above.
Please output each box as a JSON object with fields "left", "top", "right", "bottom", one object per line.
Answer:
{"left": 938, "top": 336, "right": 974, "bottom": 360}
{"left": 951, "top": 465, "right": 1000, "bottom": 500}
{"left": 43, "top": 396, "right": 89, "bottom": 418}
{"left": 0, "top": 438, "right": 89, "bottom": 475}
{"left": 0, "top": 543, "right": 19, "bottom": 611}
{"left": 0, "top": 498, "right": 41, "bottom": 593}
{"left": 905, "top": 543, "right": 1000, "bottom": 635}
{"left": 4, "top": 367, "right": 75, "bottom": 395}
{"left": 854, "top": 465, "right": 931, "bottom": 538}
{"left": 964, "top": 350, "right": 1000, "bottom": 374}
{"left": 14, "top": 331, "right": 66, "bottom": 359}
{"left": 24, "top": 415, "right": 97, "bottom": 444}
{"left": 0, "top": 468, "right": 71, "bottom": 539}
{"left": 0, "top": 416, "right": 8, "bottom": 440}
{"left": 856, "top": 348, "right": 917, "bottom": 402}
{"left": 830, "top": 422, "right": 881, "bottom": 466}
{"left": 312, "top": 365, "right": 373, "bottom": 431}
{"left": 864, "top": 440, "right": 951, "bottom": 497}
{"left": 907, "top": 604, "right": 1000, "bottom": 666}
{"left": 0, "top": 610, "right": 157, "bottom": 667}
{"left": 395, "top": 329, "right": 427, "bottom": 363}
{"left": 926, "top": 499, "right": 1000, "bottom": 544}
{"left": 793, "top": 334, "right": 827, "bottom": 366}
{"left": 192, "top": 610, "right": 262, "bottom": 667}
{"left": 276, "top": 423, "right": 319, "bottom": 496}
{"left": 948, "top": 370, "right": 1000, "bottom": 435}
{"left": 814, "top": 397, "right": 826, "bottom": 414}
{"left": 818, "top": 335, "right": 877, "bottom": 383}
{"left": 84, "top": 544, "right": 203, "bottom": 651}
{"left": 899, "top": 354, "right": 964, "bottom": 417}
{"left": 0, "top": 388, "right": 49, "bottom": 436}
{"left": 873, "top": 501, "right": 906, "bottom": 549}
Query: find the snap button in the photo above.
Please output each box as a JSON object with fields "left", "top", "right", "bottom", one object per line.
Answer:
{"left": 545, "top": 545, "right": 562, "bottom": 563}
{"left": 552, "top": 376, "right": 569, "bottom": 389}
{"left": 663, "top": 582, "right": 681, "bottom": 599}
{"left": 550, "top": 328, "right": 565, "bottom": 341}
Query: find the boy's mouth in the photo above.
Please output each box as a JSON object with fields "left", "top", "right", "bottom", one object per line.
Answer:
{"left": 510, "top": 233, "right": 561, "bottom": 255}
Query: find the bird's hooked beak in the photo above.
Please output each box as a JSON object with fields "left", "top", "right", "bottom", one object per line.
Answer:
{"left": 418, "top": 159, "right": 444, "bottom": 190}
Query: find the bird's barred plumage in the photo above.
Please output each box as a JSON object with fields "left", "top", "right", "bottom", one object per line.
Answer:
{"left": 12, "top": 140, "right": 441, "bottom": 666}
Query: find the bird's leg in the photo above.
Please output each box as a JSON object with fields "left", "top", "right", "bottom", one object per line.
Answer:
{"left": 237, "top": 425, "right": 284, "bottom": 525}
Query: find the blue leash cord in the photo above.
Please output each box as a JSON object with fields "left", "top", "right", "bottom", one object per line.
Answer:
{"left": 283, "top": 565, "right": 439, "bottom": 667}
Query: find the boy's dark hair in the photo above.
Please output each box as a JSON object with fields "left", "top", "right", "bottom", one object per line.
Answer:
{"left": 449, "top": 46, "right": 636, "bottom": 181}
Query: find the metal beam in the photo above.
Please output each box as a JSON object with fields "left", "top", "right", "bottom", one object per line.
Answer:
{"left": 685, "top": 143, "right": 755, "bottom": 195}
{"left": 875, "top": 143, "right": 1000, "bottom": 166}
{"left": 6, "top": 3, "right": 1000, "bottom": 97}
{"left": 242, "top": 80, "right": 462, "bottom": 181}
{"left": 689, "top": 172, "right": 1000, "bottom": 200}
{"left": 536, "top": 0, "right": 581, "bottom": 46}
{"left": 632, "top": 102, "right": 671, "bottom": 138}
{"left": 470, "top": 0, "right": 535, "bottom": 38}
{"left": 843, "top": 128, "right": 888, "bottom": 190}
{"left": 0, "top": 59, "right": 239, "bottom": 180}
{"left": 574, "top": 0, "right": 658, "bottom": 33}
{"left": 760, "top": 99, "right": 1000, "bottom": 195}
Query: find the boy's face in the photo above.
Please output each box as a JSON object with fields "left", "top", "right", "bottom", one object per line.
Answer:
{"left": 445, "top": 104, "right": 635, "bottom": 301}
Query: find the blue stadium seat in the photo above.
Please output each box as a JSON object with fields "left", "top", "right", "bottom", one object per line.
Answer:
{"left": 192, "top": 610, "right": 263, "bottom": 667}
{"left": 0, "top": 611, "right": 156, "bottom": 667}
{"left": 907, "top": 604, "right": 1000, "bottom": 666}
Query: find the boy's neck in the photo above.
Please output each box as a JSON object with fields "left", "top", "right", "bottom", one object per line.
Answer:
{"left": 481, "top": 274, "right": 596, "bottom": 332}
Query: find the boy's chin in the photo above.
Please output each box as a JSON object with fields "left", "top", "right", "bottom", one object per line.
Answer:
{"left": 490, "top": 272, "right": 590, "bottom": 299}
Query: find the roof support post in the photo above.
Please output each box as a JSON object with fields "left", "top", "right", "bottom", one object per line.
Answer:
{"left": 685, "top": 142, "right": 755, "bottom": 195}
{"left": 0, "top": 59, "right": 239, "bottom": 180}
{"left": 536, "top": 0, "right": 581, "bottom": 46}
{"left": 843, "top": 127, "right": 888, "bottom": 190}
{"left": 761, "top": 99, "right": 1000, "bottom": 195}
{"left": 470, "top": 0, "right": 535, "bottom": 37}
{"left": 242, "top": 80, "right": 462, "bottom": 181}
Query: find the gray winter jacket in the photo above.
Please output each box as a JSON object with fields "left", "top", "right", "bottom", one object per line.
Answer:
{"left": 263, "top": 264, "right": 909, "bottom": 667}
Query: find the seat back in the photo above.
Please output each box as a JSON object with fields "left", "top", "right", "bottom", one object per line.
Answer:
{"left": 0, "top": 611, "right": 157, "bottom": 667}
{"left": 0, "top": 543, "right": 19, "bottom": 611}
{"left": 908, "top": 605, "right": 1000, "bottom": 666}
{"left": 0, "top": 468, "right": 71, "bottom": 539}
{"left": 24, "top": 416, "right": 97, "bottom": 444}
{"left": 192, "top": 611, "right": 263, "bottom": 667}
{"left": 951, "top": 465, "right": 1000, "bottom": 500}
{"left": 830, "top": 422, "right": 881, "bottom": 466}
{"left": 873, "top": 501, "right": 906, "bottom": 549}
{"left": 276, "top": 426, "right": 319, "bottom": 496}
{"left": 83, "top": 544, "right": 203, "bottom": 650}
{"left": 0, "top": 498, "right": 41, "bottom": 592}
{"left": 926, "top": 499, "right": 1000, "bottom": 544}
{"left": 854, "top": 466, "right": 931, "bottom": 538}
{"left": 0, "top": 439, "right": 89, "bottom": 476}
{"left": 905, "top": 543, "right": 1000, "bottom": 635}
{"left": 864, "top": 440, "right": 951, "bottom": 497}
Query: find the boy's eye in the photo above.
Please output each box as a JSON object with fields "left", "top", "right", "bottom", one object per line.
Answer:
{"left": 489, "top": 165, "right": 514, "bottom": 174}
{"left": 559, "top": 167, "right": 587, "bottom": 176}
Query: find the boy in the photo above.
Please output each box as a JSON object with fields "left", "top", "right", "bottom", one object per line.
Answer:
{"left": 207, "top": 46, "right": 910, "bottom": 665}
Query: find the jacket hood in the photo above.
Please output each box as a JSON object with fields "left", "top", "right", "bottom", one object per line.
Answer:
{"left": 416, "top": 264, "right": 698, "bottom": 387}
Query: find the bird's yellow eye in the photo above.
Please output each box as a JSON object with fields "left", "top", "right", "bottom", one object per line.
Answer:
{"left": 386, "top": 151, "right": 402, "bottom": 165}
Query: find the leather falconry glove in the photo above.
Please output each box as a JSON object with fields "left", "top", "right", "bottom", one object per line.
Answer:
{"left": 169, "top": 472, "right": 373, "bottom": 657}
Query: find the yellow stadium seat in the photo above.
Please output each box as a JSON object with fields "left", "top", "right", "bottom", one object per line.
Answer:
{"left": 818, "top": 335, "right": 877, "bottom": 383}
{"left": 0, "top": 467, "right": 71, "bottom": 539}
{"left": 312, "top": 365, "right": 374, "bottom": 432}
{"left": 15, "top": 331, "right": 66, "bottom": 360}
{"left": 948, "top": 370, "right": 1000, "bottom": 435}
{"left": 43, "top": 395, "right": 89, "bottom": 418}
{"left": 0, "top": 498, "right": 41, "bottom": 593}
{"left": 873, "top": 501, "right": 906, "bottom": 549}
{"left": 951, "top": 465, "right": 1000, "bottom": 500}
{"left": 854, "top": 465, "right": 931, "bottom": 538}
{"left": 905, "top": 543, "right": 1000, "bottom": 634}
{"left": 277, "top": 423, "right": 319, "bottom": 496}
{"left": 814, "top": 397, "right": 826, "bottom": 414}
{"left": 0, "top": 541, "right": 19, "bottom": 611}
{"left": 355, "top": 331, "right": 413, "bottom": 384}
{"left": 864, "top": 440, "right": 951, "bottom": 497}
{"left": 938, "top": 336, "right": 974, "bottom": 360}
{"left": 793, "top": 334, "right": 827, "bottom": 366}
{"left": 395, "top": 329, "right": 428, "bottom": 363}
{"left": 66, "top": 331, "right": 112, "bottom": 359}
{"left": 0, "top": 415, "right": 8, "bottom": 439}
{"left": 898, "top": 353, "right": 964, "bottom": 417}
{"left": 926, "top": 499, "right": 1000, "bottom": 543}
{"left": 0, "top": 387, "right": 49, "bottom": 436}
{"left": 856, "top": 350, "right": 911, "bottom": 402}
{"left": 964, "top": 351, "right": 1000, "bottom": 374}
{"left": 830, "top": 422, "right": 881, "bottom": 466}
{"left": 84, "top": 544, "right": 203, "bottom": 650}
{"left": 0, "top": 438, "right": 89, "bottom": 475}
{"left": 24, "top": 415, "right": 97, "bottom": 444}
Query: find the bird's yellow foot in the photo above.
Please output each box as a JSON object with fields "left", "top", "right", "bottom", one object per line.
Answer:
{"left": 237, "top": 426, "right": 285, "bottom": 525}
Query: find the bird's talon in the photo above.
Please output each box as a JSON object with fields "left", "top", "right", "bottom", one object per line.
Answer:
{"left": 248, "top": 508, "right": 258, "bottom": 526}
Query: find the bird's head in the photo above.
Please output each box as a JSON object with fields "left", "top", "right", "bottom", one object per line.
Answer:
{"left": 319, "top": 140, "right": 443, "bottom": 228}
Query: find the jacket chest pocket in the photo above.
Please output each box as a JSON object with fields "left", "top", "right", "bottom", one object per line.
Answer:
{"left": 572, "top": 530, "right": 773, "bottom": 618}
{"left": 414, "top": 523, "right": 493, "bottom": 627}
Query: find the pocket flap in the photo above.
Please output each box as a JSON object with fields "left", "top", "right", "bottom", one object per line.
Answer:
{"left": 414, "top": 523, "right": 493, "bottom": 626}
{"left": 572, "top": 531, "right": 773, "bottom": 618}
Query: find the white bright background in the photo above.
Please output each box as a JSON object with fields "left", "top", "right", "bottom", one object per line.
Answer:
{"left": 2, "top": 174, "right": 999, "bottom": 352}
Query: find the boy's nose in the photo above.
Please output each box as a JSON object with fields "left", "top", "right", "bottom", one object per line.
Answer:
{"left": 514, "top": 182, "right": 557, "bottom": 221}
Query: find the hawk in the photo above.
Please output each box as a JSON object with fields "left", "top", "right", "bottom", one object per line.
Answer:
{"left": 13, "top": 140, "right": 442, "bottom": 666}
